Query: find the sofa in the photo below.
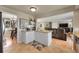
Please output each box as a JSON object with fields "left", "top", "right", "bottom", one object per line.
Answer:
{"left": 52, "top": 28, "right": 66, "bottom": 41}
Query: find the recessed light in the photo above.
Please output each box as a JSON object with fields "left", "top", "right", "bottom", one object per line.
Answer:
{"left": 30, "top": 7, "right": 37, "bottom": 12}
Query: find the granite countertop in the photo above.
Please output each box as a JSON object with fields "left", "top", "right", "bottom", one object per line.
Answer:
{"left": 20, "top": 29, "right": 52, "bottom": 33}
{"left": 36, "top": 30, "right": 52, "bottom": 33}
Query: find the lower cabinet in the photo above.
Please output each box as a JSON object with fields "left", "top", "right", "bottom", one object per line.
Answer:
{"left": 18, "top": 31, "right": 52, "bottom": 46}
{"left": 25, "top": 31, "right": 34, "bottom": 44}
{"left": 35, "top": 31, "right": 52, "bottom": 46}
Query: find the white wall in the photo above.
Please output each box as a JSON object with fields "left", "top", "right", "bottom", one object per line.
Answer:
{"left": 36, "top": 21, "right": 72, "bottom": 31}
{"left": 36, "top": 22, "right": 45, "bottom": 31}
{"left": 73, "top": 10, "right": 79, "bottom": 33}
{"left": 36, "top": 12, "right": 73, "bottom": 29}
{"left": 52, "top": 23, "right": 58, "bottom": 28}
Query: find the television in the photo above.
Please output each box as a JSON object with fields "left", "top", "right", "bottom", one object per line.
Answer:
{"left": 59, "top": 23, "right": 68, "bottom": 27}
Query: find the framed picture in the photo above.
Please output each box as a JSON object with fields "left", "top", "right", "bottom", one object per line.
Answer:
{"left": 11, "top": 20, "right": 16, "bottom": 28}
{"left": 3, "top": 18, "right": 11, "bottom": 28}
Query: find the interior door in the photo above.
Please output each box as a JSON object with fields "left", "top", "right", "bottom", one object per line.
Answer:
{"left": 0, "top": 12, "right": 3, "bottom": 53}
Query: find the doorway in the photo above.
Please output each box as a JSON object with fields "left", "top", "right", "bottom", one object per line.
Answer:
{"left": 2, "top": 12, "right": 17, "bottom": 52}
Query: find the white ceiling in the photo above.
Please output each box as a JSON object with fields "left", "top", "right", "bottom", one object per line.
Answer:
{"left": 2, "top": 5, "right": 74, "bottom": 18}
{"left": 37, "top": 12, "right": 73, "bottom": 22}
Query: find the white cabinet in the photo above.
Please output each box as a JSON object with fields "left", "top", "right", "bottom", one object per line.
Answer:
{"left": 18, "top": 31, "right": 52, "bottom": 46}
{"left": 25, "top": 31, "right": 34, "bottom": 44}
{"left": 35, "top": 31, "right": 52, "bottom": 46}
{"left": 17, "top": 31, "right": 34, "bottom": 44}
{"left": 21, "top": 31, "right": 26, "bottom": 43}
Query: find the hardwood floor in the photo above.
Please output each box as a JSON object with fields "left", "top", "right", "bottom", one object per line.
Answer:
{"left": 3, "top": 37, "right": 75, "bottom": 53}
{"left": 42, "top": 38, "right": 74, "bottom": 53}
{"left": 3, "top": 31, "right": 75, "bottom": 53}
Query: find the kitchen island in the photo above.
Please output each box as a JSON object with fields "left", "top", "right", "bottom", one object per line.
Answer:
{"left": 35, "top": 31, "right": 52, "bottom": 46}
{"left": 17, "top": 30, "right": 52, "bottom": 46}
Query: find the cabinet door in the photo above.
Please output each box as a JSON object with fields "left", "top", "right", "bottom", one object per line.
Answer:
{"left": 0, "top": 12, "right": 3, "bottom": 53}
{"left": 21, "top": 31, "right": 26, "bottom": 43}
{"left": 30, "top": 32, "right": 34, "bottom": 41}
{"left": 26, "top": 32, "right": 34, "bottom": 43}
